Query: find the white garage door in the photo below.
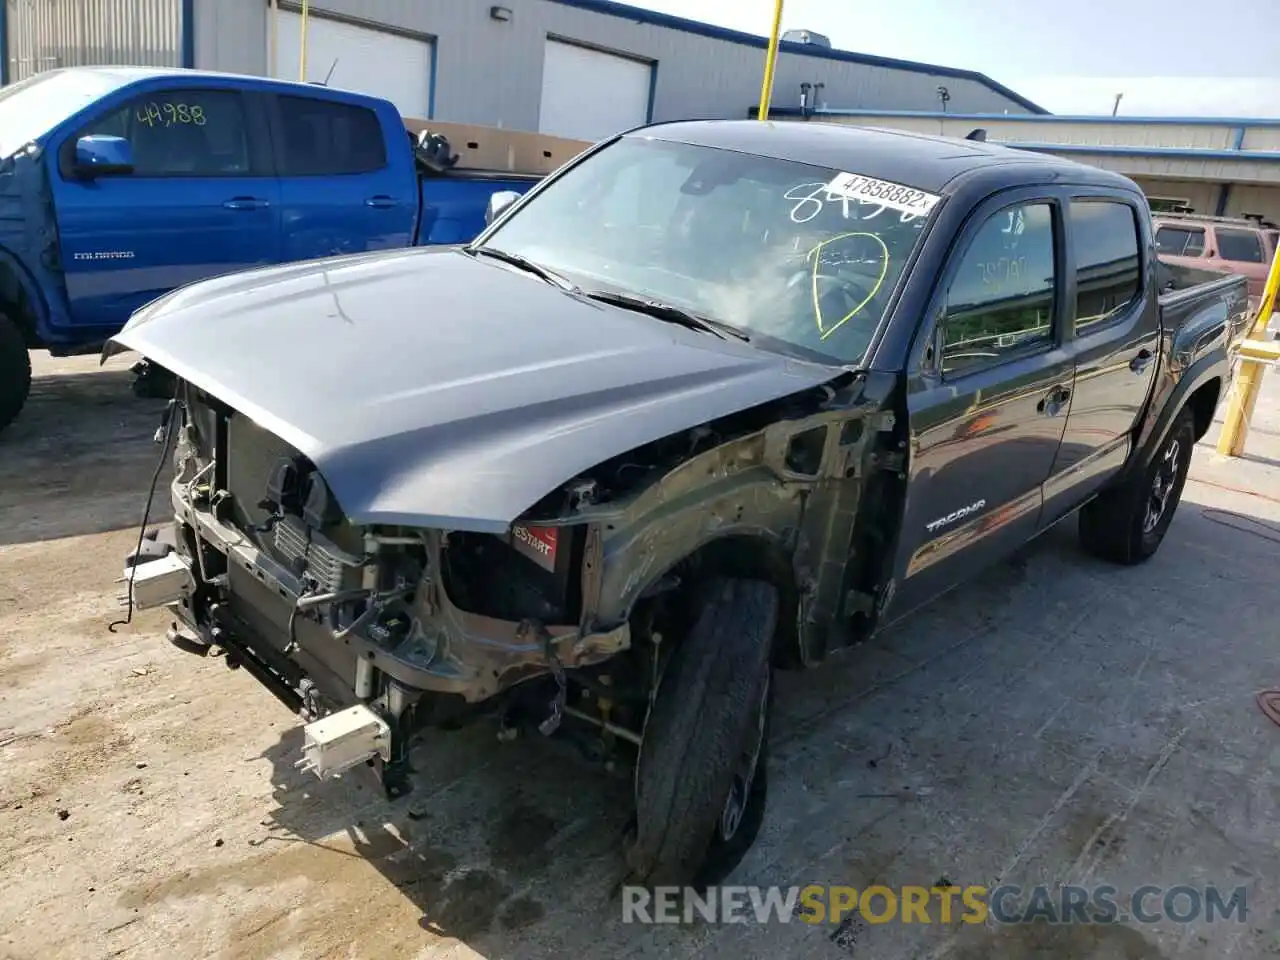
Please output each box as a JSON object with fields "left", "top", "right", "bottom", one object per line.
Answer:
{"left": 270, "top": 10, "right": 433, "bottom": 119}
{"left": 539, "top": 40, "right": 650, "bottom": 142}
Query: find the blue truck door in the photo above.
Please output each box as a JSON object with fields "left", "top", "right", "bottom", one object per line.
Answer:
{"left": 269, "top": 92, "right": 417, "bottom": 260}
{"left": 50, "top": 87, "right": 280, "bottom": 339}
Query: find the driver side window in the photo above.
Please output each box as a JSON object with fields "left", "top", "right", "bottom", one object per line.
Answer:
{"left": 66, "top": 88, "right": 251, "bottom": 177}
{"left": 941, "top": 202, "right": 1057, "bottom": 376}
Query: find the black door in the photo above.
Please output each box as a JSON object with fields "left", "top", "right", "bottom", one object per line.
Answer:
{"left": 1042, "top": 195, "right": 1160, "bottom": 521}
{"left": 883, "top": 190, "right": 1075, "bottom": 624}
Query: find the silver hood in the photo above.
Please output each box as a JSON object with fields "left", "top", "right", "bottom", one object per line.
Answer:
{"left": 110, "top": 247, "right": 839, "bottom": 533}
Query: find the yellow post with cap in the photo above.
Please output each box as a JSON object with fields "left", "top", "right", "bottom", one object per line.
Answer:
{"left": 299, "top": 0, "right": 310, "bottom": 82}
{"left": 757, "top": 0, "right": 786, "bottom": 120}
{"left": 1216, "top": 237, "right": 1280, "bottom": 456}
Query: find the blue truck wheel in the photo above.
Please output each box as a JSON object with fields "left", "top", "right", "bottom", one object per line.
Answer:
{"left": 0, "top": 314, "right": 31, "bottom": 431}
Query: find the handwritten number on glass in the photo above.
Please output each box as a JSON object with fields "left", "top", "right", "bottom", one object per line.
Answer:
{"left": 136, "top": 102, "right": 207, "bottom": 128}
{"left": 784, "top": 182, "right": 925, "bottom": 225}
{"left": 786, "top": 182, "right": 878, "bottom": 223}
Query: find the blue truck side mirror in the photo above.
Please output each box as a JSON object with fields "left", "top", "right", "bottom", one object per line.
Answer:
{"left": 74, "top": 135, "right": 135, "bottom": 177}
{"left": 485, "top": 190, "right": 520, "bottom": 226}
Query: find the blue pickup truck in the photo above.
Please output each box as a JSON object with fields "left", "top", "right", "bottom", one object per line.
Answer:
{"left": 0, "top": 66, "right": 540, "bottom": 430}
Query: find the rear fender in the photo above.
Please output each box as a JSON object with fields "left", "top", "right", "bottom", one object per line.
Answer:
{"left": 1124, "top": 346, "right": 1226, "bottom": 481}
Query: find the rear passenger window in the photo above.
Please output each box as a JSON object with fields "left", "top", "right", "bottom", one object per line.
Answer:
{"left": 1155, "top": 226, "right": 1205, "bottom": 257}
{"left": 1071, "top": 200, "right": 1141, "bottom": 330}
{"left": 276, "top": 96, "right": 386, "bottom": 175}
{"left": 940, "top": 202, "right": 1056, "bottom": 376}
{"left": 1216, "top": 228, "right": 1265, "bottom": 263}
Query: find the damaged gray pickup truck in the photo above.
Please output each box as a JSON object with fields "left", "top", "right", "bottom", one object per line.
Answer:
{"left": 107, "top": 120, "right": 1249, "bottom": 888}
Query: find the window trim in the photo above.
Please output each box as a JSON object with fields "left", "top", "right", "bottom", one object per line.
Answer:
{"left": 924, "top": 193, "right": 1064, "bottom": 382}
{"left": 267, "top": 91, "right": 390, "bottom": 178}
{"left": 1154, "top": 224, "right": 1207, "bottom": 258}
{"left": 1069, "top": 197, "right": 1145, "bottom": 335}
{"left": 57, "top": 87, "right": 262, "bottom": 182}
{"left": 1213, "top": 226, "right": 1266, "bottom": 264}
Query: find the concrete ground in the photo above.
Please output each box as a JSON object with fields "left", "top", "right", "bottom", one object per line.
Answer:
{"left": 1, "top": 352, "right": 1278, "bottom": 960}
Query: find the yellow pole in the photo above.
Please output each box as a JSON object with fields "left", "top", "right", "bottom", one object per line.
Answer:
{"left": 756, "top": 0, "right": 785, "bottom": 120}
{"left": 268, "top": 0, "right": 278, "bottom": 78}
{"left": 299, "top": 0, "right": 310, "bottom": 82}
{"left": 1216, "top": 237, "right": 1280, "bottom": 457}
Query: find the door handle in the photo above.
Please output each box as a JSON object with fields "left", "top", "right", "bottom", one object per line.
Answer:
{"left": 223, "top": 197, "right": 270, "bottom": 210}
{"left": 1130, "top": 349, "right": 1154, "bottom": 374}
{"left": 1037, "top": 385, "right": 1071, "bottom": 416}
{"left": 364, "top": 195, "right": 399, "bottom": 208}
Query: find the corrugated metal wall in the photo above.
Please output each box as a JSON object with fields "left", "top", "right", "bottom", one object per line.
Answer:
{"left": 6, "top": 0, "right": 182, "bottom": 82}
{"left": 790, "top": 112, "right": 1280, "bottom": 187}
{"left": 783, "top": 112, "right": 1250, "bottom": 151}
{"left": 1222, "top": 183, "right": 1280, "bottom": 224}
{"left": 194, "top": 0, "right": 1034, "bottom": 131}
{"left": 1132, "top": 179, "right": 1280, "bottom": 229}
{"left": 1128, "top": 178, "right": 1221, "bottom": 215}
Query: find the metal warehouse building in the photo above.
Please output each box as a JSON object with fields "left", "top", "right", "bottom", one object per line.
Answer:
{"left": 1, "top": 0, "right": 1045, "bottom": 141}
{"left": 770, "top": 107, "right": 1280, "bottom": 227}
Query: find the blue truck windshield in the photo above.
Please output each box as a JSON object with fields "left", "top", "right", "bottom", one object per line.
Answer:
{"left": 0, "top": 69, "right": 133, "bottom": 159}
{"left": 478, "top": 135, "right": 939, "bottom": 365}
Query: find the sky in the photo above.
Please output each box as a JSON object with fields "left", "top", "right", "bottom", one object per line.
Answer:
{"left": 630, "top": 0, "right": 1280, "bottom": 116}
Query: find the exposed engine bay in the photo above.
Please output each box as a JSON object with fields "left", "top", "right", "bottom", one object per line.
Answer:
{"left": 124, "top": 369, "right": 904, "bottom": 797}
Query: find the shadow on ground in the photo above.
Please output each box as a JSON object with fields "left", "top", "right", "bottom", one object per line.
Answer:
{"left": 0, "top": 364, "right": 167, "bottom": 547}
{"left": 195, "top": 496, "right": 1280, "bottom": 959}
{"left": 1240, "top": 451, "right": 1280, "bottom": 470}
{"left": 255, "top": 722, "right": 634, "bottom": 944}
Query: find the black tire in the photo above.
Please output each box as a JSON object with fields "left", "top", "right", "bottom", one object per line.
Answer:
{"left": 0, "top": 313, "right": 31, "bottom": 432}
{"left": 1079, "top": 407, "right": 1195, "bottom": 565}
{"left": 626, "top": 577, "right": 778, "bottom": 889}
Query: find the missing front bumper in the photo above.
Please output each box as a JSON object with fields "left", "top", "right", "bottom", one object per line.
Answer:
{"left": 165, "top": 482, "right": 629, "bottom": 704}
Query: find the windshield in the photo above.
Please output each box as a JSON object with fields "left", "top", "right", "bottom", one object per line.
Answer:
{"left": 0, "top": 69, "right": 134, "bottom": 159}
{"left": 476, "top": 136, "right": 939, "bottom": 365}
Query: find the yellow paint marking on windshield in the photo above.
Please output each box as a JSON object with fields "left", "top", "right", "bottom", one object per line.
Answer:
{"left": 806, "top": 232, "right": 889, "bottom": 341}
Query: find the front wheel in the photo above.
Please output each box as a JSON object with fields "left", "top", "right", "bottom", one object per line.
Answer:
{"left": 0, "top": 313, "right": 31, "bottom": 432}
{"left": 626, "top": 577, "right": 777, "bottom": 890}
{"left": 1079, "top": 407, "right": 1195, "bottom": 564}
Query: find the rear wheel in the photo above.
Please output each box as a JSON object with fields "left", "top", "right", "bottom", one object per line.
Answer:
{"left": 626, "top": 577, "right": 777, "bottom": 889}
{"left": 0, "top": 313, "right": 31, "bottom": 432}
{"left": 1079, "top": 407, "right": 1195, "bottom": 564}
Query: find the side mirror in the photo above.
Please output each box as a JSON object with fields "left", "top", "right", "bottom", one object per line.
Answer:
{"left": 74, "top": 135, "right": 135, "bottom": 177}
{"left": 485, "top": 189, "right": 520, "bottom": 226}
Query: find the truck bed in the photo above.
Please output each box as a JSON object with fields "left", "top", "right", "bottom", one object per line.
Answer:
{"left": 416, "top": 173, "right": 539, "bottom": 246}
{"left": 1157, "top": 261, "right": 1253, "bottom": 349}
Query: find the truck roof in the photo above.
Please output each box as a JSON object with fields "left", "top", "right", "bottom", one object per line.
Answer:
{"left": 37, "top": 65, "right": 393, "bottom": 109}
{"left": 638, "top": 119, "right": 1140, "bottom": 196}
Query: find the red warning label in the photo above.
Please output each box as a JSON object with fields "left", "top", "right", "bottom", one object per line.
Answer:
{"left": 510, "top": 523, "right": 558, "bottom": 571}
